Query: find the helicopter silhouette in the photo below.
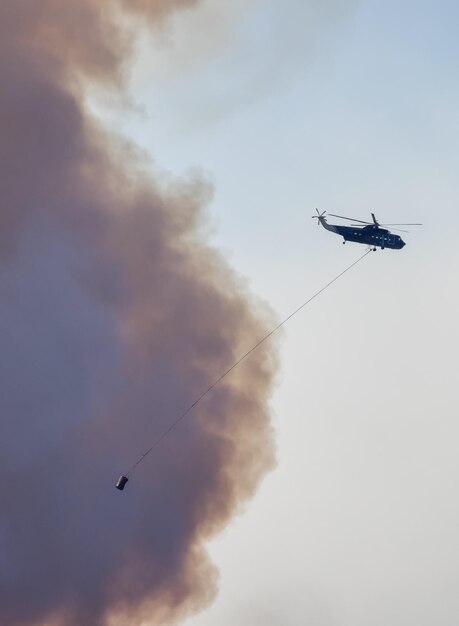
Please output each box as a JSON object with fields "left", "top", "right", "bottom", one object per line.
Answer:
{"left": 312, "top": 210, "right": 422, "bottom": 251}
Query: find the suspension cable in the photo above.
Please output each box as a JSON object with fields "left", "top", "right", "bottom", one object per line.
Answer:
{"left": 127, "top": 249, "right": 372, "bottom": 474}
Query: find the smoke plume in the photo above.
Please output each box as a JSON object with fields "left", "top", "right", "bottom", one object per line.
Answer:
{"left": 0, "top": 2, "right": 277, "bottom": 625}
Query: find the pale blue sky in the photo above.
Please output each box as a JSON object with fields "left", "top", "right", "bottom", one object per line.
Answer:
{"left": 96, "top": 1, "right": 459, "bottom": 624}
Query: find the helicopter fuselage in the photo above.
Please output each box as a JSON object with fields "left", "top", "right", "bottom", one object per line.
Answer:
{"left": 318, "top": 218, "right": 405, "bottom": 249}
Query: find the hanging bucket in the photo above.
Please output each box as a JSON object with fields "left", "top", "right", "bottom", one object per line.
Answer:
{"left": 116, "top": 475, "right": 129, "bottom": 491}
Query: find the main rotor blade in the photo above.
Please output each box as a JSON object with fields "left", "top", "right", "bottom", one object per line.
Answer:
{"left": 350, "top": 223, "right": 409, "bottom": 233}
{"left": 328, "top": 213, "right": 372, "bottom": 224}
{"left": 380, "top": 223, "right": 423, "bottom": 226}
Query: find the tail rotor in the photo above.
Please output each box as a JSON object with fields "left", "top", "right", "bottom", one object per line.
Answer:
{"left": 312, "top": 208, "right": 326, "bottom": 225}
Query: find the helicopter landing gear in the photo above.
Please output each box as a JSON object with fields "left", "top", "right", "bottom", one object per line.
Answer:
{"left": 372, "top": 247, "right": 377, "bottom": 252}
{"left": 342, "top": 240, "right": 346, "bottom": 244}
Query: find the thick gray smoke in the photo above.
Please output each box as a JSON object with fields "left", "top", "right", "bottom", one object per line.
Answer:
{"left": 0, "top": 2, "right": 277, "bottom": 625}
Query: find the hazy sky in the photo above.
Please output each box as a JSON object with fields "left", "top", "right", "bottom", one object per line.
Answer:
{"left": 2, "top": 2, "right": 458, "bottom": 625}
{"left": 99, "top": 1, "right": 459, "bottom": 625}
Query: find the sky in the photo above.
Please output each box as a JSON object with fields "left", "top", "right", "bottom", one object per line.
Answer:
{"left": 1, "top": 1, "right": 458, "bottom": 625}
{"left": 96, "top": 1, "right": 459, "bottom": 624}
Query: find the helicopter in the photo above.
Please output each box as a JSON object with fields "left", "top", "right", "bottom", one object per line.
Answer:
{"left": 312, "top": 210, "right": 422, "bottom": 250}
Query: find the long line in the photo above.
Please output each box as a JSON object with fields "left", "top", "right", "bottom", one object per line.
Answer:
{"left": 128, "top": 249, "right": 372, "bottom": 474}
